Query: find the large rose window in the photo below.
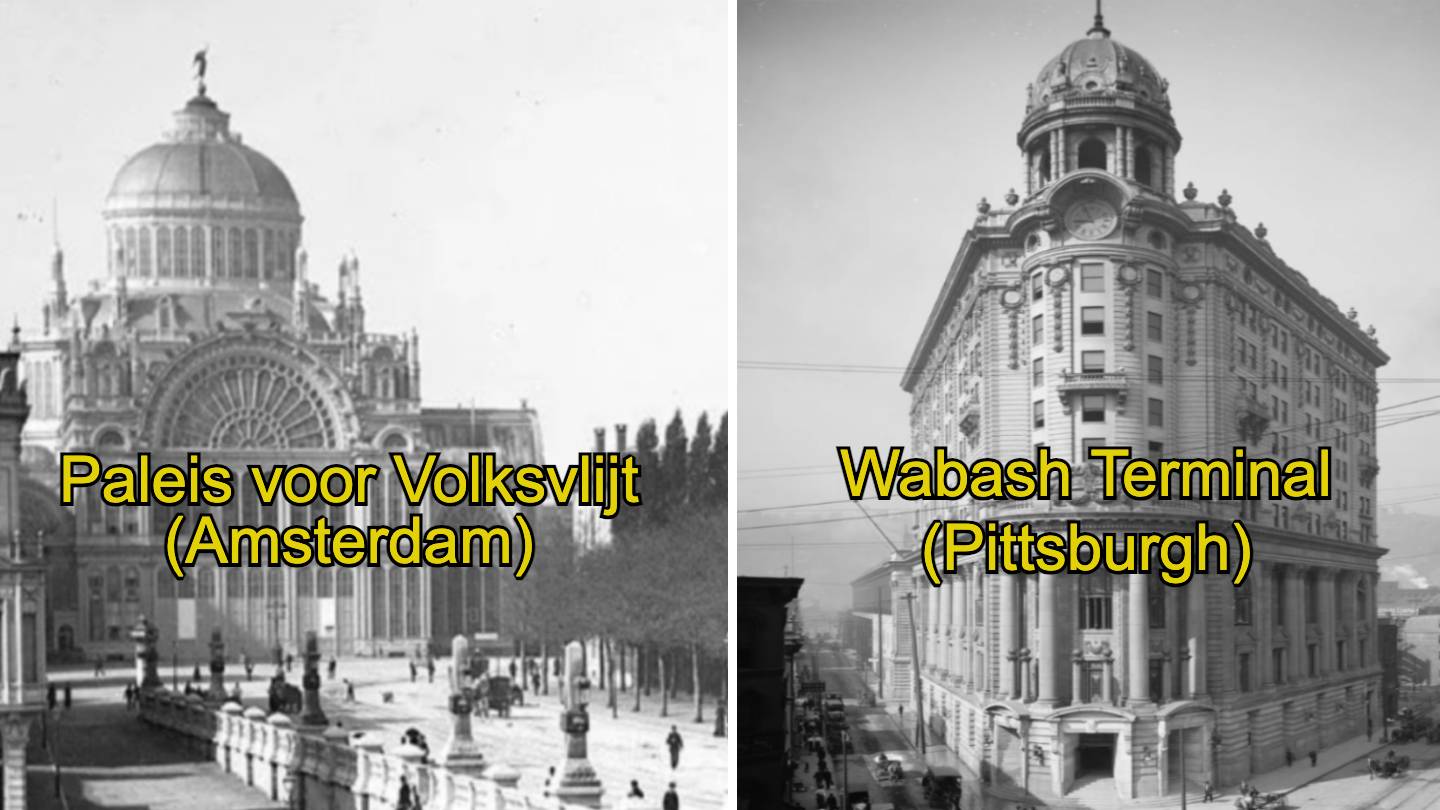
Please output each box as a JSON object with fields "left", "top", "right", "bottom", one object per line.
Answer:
{"left": 145, "top": 335, "right": 351, "bottom": 450}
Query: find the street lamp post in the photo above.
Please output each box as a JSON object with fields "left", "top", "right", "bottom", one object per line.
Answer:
{"left": 171, "top": 640, "right": 178, "bottom": 691}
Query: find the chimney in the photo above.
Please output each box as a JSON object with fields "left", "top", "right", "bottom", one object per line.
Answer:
{"left": 594, "top": 427, "right": 605, "bottom": 453}
{"left": 614, "top": 424, "right": 628, "bottom": 453}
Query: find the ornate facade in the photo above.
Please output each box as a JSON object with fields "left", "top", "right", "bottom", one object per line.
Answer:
{"left": 18, "top": 84, "right": 544, "bottom": 662}
{"left": 890, "top": 11, "right": 1387, "bottom": 804}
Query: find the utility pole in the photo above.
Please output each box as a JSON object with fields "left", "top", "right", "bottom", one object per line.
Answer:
{"left": 877, "top": 589, "right": 885, "bottom": 700}
{"left": 901, "top": 592, "right": 925, "bottom": 755}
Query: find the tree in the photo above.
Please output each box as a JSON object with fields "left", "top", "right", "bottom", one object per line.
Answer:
{"left": 709, "top": 413, "right": 728, "bottom": 509}
{"left": 688, "top": 412, "right": 713, "bottom": 507}
{"left": 659, "top": 410, "right": 689, "bottom": 519}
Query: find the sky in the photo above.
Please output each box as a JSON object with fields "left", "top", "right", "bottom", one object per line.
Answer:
{"left": 738, "top": 0, "right": 1440, "bottom": 607}
{"left": 0, "top": 0, "right": 728, "bottom": 464}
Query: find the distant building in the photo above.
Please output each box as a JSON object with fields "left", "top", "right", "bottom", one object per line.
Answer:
{"left": 1377, "top": 581, "right": 1440, "bottom": 617}
{"left": 1379, "top": 619, "right": 1401, "bottom": 723}
{"left": 849, "top": 559, "right": 900, "bottom": 702}
{"left": 738, "top": 576, "right": 803, "bottom": 810}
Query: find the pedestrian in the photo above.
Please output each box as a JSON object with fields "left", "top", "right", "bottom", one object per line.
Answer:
{"left": 427, "top": 658, "right": 435, "bottom": 683}
{"left": 666, "top": 724, "right": 684, "bottom": 769}
{"left": 1203, "top": 780, "right": 1214, "bottom": 802}
{"left": 46, "top": 682, "right": 56, "bottom": 711}
{"left": 345, "top": 679, "right": 356, "bottom": 702}
{"left": 93, "top": 655, "right": 105, "bottom": 677}
{"left": 543, "top": 766, "right": 556, "bottom": 797}
{"left": 627, "top": 779, "right": 644, "bottom": 798}
{"left": 410, "top": 660, "right": 418, "bottom": 683}
{"left": 663, "top": 782, "right": 679, "bottom": 810}
{"left": 1308, "top": 750, "right": 1317, "bottom": 767}
{"left": 1368, "top": 756, "right": 1377, "bottom": 779}
{"left": 1367, "top": 720, "right": 1374, "bottom": 742}
{"left": 328, "top": 658, "right": 337, "bottom": 680}
{"left": 1284, "top": 749, "right": 1293, "bottom": 767}
{"left": 509, "top": 659, "right": 518, "bottom": 680}
{"left": 825, "top": 793, "right": 838, "bottom": 810}
{"left": 192, "top": 664, "right": 202, "bottom": 683}
{"left": 285, "top": 653, "right": 294, "bottom": 672}
{"left": 63, "top": 683, "right": 72, "bottom": 709}
{"left": 532, "top": 671, "right": 540, "bottom": 694}
{"left": 396, "top": 775, "right": 417, "bottom": 810}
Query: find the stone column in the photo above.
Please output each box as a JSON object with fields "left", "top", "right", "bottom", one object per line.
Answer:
{"left": 1128, "top": 575, "right": 1151, "bottom": 706}
{"left": 1286, "top": 566, "right": 1305, "bottom": 682}
{"left": 1318, "top": 571, "right": 1335, "bottom": 675}
{"left": 441, "top": 635, "right": 486, "bottom": 774}
{"left": 951, "top": 572, "right": 964, "bottom": 681}
{"left": 1257, "top": 564, "right": 1274, "bottom": 687}
{"left": 554, "top": 640, "right": 603, "bottom": 807}
{"left": 1102, "top": 655, "right": 1114, "bottom": 705}
{"left": 1187, "top": 576, "right": 1207, "bottom": 697}
{"left": 131, "top": 615, "right": 162, "bottom": 691}
{"left": 940, "top": 578, "right": 952, "bottom": 678}
{"left": 1036, "top": 573, "right": 1060, "bottom": 708}
{"left": 999, "top": 575, "right": 1018, "bottom": 699}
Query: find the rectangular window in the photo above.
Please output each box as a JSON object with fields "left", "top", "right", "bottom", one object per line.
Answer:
{"left": 1080, "top": 661, "right": 1106, "bottom": 703}
{"left": 1147, "top": 312, "right": 1163, "bottom": 342}
{"left": 1238, "top": 653, "right": 1252, "bottom": 692}
{"left": 1081, "top": 306, "right": 1105, "bottom": 335}
{"left": 1148, "top": 355, "right": 1163, "bottom": 384}
{"left": 1308, "top": 644, "right": 1318, "bottom": 678}
{"left": 1235, "top": 586, "right": 1252, "bottom": 625}
{"left": 1146, "top": 268, "right": 1163, "bottom": 298}
{"left": 1079, "top": 577, "right": 1112, "bottom": 630}
{"left": 1080, "top": 263, "right": 1105, "bottom": 293}
{"left": 1081, "top": 350, "right": 1105, "bottom": 373}
{"left": 1033, "top": 314, "right": 1044, "bottom": 345}
{"left": 1081, "top": 395, "right": 1106, "bottom": 423}
{"left": 1033, "top": 400, "right": 1045, "bottom": 429}
{"left": 1148, "top": 440, "right": 1164, "bottom": 457}
{"left": 1274, "top": 648, "right": 1286, "bottom": 684}
{"left": 1148, "top": 397, "right": 1164, "bottom": 427}
{"left": 1148, "top": 578, "right": 1166, "bottom": 629}
{"left": 1149, "top": 659, "right": 1165, "bottom": 700}
{"left": 1033, "top": 357, "right": 1044, "bottom": 387}
{"left": 1032, "top": 272, "right": 1044, "bottom": 300}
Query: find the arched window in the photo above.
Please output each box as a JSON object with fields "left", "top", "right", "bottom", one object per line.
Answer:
{"left": 125, "top": 227, "right": 138, "bottom": 276}
{"left": 156, "top": 226, "right": 171, "bottom": 277}
{"left": 244, "top": 229, "right": 260, "bottom": 278}
{"left": 211, "top": 227, "right": 225, "bottom": 277}
{"left": 137, "top": 227, "right": 153, "bottom": 276}
{"left": 1134, "top": 146, "right": 1154, "bottom": 187}
{"left": 263, "top": 228, "right": 276, "bottom": 279}
{"left": 192, "top": 227, "right": 206, "bottom": 278}
{"left": 228, "top": 228, "right": 243, "bottom": 278}
{"left": 1078, "top": 138, "right": 1107, "bottom": 170}
{"left": 174, "top": 226, "right": 189, "bottom": 278}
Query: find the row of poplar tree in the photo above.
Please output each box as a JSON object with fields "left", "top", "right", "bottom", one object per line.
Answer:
{"left": 510, "top": 410, "right": 728, "bottom": 726}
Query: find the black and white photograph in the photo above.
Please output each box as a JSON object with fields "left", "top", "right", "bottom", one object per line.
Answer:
{"left": 0, "top": 2, "right": 728, "bottom": 809}
{"left": 739, "top": 2, "right": 1440, "bottom": 809}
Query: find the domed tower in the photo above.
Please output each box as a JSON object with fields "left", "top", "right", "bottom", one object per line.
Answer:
{"left": 103, "top": 89, "right": 302, "bottom": 286}
{"left": 1020, "top": 7, "right": 1179, "bottom": 198}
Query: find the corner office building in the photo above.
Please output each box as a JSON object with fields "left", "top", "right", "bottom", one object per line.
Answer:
{"left": 884, "top": 10, "right": 1386, "bottom": 804}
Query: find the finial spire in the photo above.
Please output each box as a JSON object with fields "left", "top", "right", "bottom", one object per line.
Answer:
{"left": 1088, "top": 0, "right": 1110, "bottom": 37}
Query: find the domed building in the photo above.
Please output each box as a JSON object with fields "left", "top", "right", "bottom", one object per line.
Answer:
{"left": 872, "top": 9, "right": 1387, "bottom": 805}
{"left": 17, "top": 82, "right": 547, "bottom": 664}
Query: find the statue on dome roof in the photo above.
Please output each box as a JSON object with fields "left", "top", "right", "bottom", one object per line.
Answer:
{"left": 193, "top": 47, "right": 208, "bottom": 96}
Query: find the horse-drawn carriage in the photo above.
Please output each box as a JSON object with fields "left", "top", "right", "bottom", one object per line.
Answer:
{"left": 1369, "top": 751, "right": 1411, "bottom": 779}
{"left": 872, "top": 753, "right": 904, "bottom": 783}
{"left": 267, "top": 676, "right": 301, "bottom": 713}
